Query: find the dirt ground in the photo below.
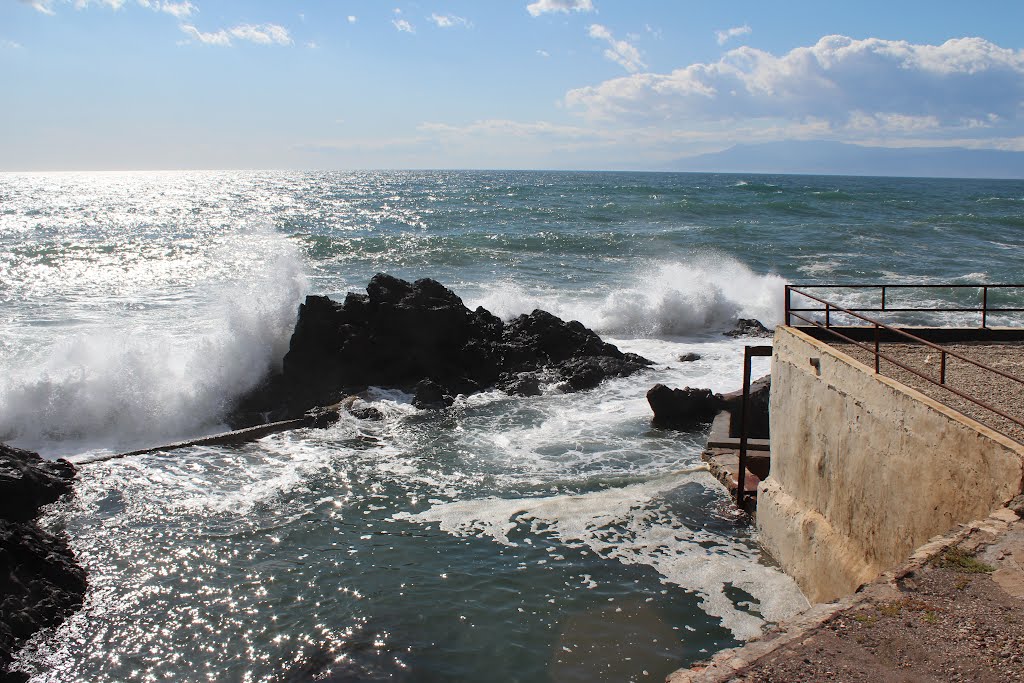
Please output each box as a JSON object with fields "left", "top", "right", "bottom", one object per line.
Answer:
{"left": 730, "top": 513, "right": 1024, "bottom": 683}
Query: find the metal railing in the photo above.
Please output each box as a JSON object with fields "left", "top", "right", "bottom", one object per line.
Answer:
{"left": 784, "top": 284, "right": 1024, "bottom": 430}
{"left": 785, "top": 284, "right": 1024, "bottom": 329}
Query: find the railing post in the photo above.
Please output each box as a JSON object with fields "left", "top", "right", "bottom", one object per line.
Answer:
{"left": 982, "top": 286, "right": 988, "bottom": 329}
{"left": 881, "top": 286, "right": 886, "bottom": 312}
{"left": 940, "top": 351, "right": 947, "bottom": 384}
{"left": 825, "top": 302, "right": 831, "bottom": 328}
{"left": 784, "top": 286, "right": 791, "bottom": 326}
{"left": 874, "top": 323, "right": 880, "bottom": 373}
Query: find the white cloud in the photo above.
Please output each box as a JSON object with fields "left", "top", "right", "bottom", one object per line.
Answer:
{"left": 587, "top": 23, "right": 645, "bottom": 73}
{"left": 526, "top": 0, "right": 593, "bottom": 18}
{"left": 566, "top": 35, "right": 1024, "bottom": 138}
{"left": 159, "top": 1, "right": 194, "bottom": 19}
{"left": 179, "top": 23, "right": 292, "bottom": 47}
{"left": 393, "top": 18, "right": 415, "bottom": 33}
{"left": 21, "top": 0, "right": 55, "bottom": 14}
{"left": 347, "top": 15, "right": 357, "bottom": 23}
{"left": 430, "top": 13, "right": 469, "bottom": 29}
{"left": 537, "top": 49, "right": 550, "bottom": 58}
{"left": 180, "top": 24, "right": 230, "bottom": 46}
{"left": 72, "top": 0, "right": 127, "bottom": 9}
{"left": 1, "top": 39, "right": 23, "bottom": 49}
{"left": 24, "top": 0, "right": 195, "bottom": 17}
{"left": 229, "top": 23, "right": 292, "bottom": 45}
{"left": 715, "top": 25, "right": 751, "bottom": 46}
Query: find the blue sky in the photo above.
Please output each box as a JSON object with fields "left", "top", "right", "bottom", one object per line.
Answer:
{"left": 2, "top": 0, "right": 1024, "bottom": 170}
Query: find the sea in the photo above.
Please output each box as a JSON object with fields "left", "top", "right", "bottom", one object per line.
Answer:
{"left": 2, "top": 170, "right": 1023, "bottom": 682}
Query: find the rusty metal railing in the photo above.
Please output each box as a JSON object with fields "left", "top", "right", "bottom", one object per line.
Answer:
{"left": 785, "top": 284, "right": 1024, "bottom": 329}
{"left": 784, "top": 284, "right": 1024, "bottom": 430}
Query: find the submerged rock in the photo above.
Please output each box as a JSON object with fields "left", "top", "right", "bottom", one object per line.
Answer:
{"left": 1, "top": 444, "right": 86, "bottom": 681}
{"left": 233, "top": 274, "right": 652, "bottom": 424}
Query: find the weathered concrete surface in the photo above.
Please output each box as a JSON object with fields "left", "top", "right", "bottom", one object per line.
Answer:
{"left": 759, "top": 326, "right": 1024, "bottom": 603}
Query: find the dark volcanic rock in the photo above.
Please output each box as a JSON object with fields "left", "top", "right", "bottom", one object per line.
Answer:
{"left": 723, "top": 318, "right": 772, "bottom": 338}
{"left": 678, "top": 352, "right": 702, "bottom": 362}
{"left": 1, "top": 444, "right": 85, "bottom": 680}
{"left": 0, "top": 444, "right": 75, "bottom": 523}
{"left": 646, "top": 384, "right": 725, "bottom": 429}
{"left": 235, "top": 274, "right": 652, "bottom": 422}
{"left": 647, "top": 374, "right": 772, "bottom": 435}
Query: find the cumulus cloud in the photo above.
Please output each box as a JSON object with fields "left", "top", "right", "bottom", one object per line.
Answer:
{"left": 393, "top": 18, "right": 415, "bottom": 33}
{"left": 588, "top": 23, "right": 645, "bottom": 73}
{"left": 430, "top": 13, "right": 469, "bottom": 29}
{"left": 1, "top": 39, "right": 23, "bottom": 48}
{"left": 715, "top": 25, "right": 751, "bottom": 46}
{"left": 526, "top": 0, "right": 593, "bottom": 17}
{"left": 347, "top": 15, "right": 357, "bottom": 23}
{"left": 180, "top": 23, "right": 292, "bottom": 47}
{"left": 565, "top": 35, "right": 1024, "bottom": 136}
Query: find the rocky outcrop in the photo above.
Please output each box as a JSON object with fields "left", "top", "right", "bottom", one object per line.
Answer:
{"left": 647, "top": 385, "right": 726, "bottom": 429}
{"left": 1, "top": 444, "right": 86, "bottom": 682}
{"left": 647, "top": 375, "right": 771, "bottom": 434}
{"left": 723, "top": 318, "right": 772, "bottom": 338}
{"left": 722, "top": 375, "right": 771, "bottom": 439}
{"left": 233, "top": 274, "right": 652, "bottom": 424}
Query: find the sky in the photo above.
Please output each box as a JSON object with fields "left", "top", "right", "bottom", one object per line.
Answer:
{"left": 2, "top": 0, "right": 1024, "bottom": 171}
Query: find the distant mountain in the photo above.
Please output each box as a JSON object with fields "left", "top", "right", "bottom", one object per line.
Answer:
{"left": 669, "top": 140, "right": 1024, "bottom": 179}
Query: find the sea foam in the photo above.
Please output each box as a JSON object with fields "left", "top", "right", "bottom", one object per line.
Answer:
{"left": 395, "top": 470, "right": 809, "bottom": 640}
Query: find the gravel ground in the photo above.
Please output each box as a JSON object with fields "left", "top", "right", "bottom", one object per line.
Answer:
{"left": 833, "top": 342, "right": 1024, "bottom": 444}
{"left": 735, "top": 515, "right": 1024, "bottom": 683}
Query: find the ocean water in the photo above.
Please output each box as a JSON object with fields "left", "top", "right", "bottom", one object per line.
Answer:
{"left": 2, "top": 170, "right": 1023, "bottom": 681}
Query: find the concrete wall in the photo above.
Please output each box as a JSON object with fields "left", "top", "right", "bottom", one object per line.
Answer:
{"left": 759, "top": 326, "right": 1024, "bottom": 602}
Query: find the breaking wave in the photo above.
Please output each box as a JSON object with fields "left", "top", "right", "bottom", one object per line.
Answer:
{"left": 473, "top": 255, "right": 784, "bottom": 337}
{"left": 0, "top": 230, "right": 306, "bottom": 455}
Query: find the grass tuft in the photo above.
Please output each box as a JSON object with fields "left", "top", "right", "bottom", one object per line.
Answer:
{"left": 935, "top": 546, "right": 995, "bottom": 573}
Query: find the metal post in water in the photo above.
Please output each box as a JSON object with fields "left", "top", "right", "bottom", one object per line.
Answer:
{"left": 737, "top": 347, "right": 752, "bottom": 508}
{"left": 737, "top": 345, "right": 773, "bottom": 510}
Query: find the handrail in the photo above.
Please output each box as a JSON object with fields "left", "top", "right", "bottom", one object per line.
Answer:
{"left": 785, "top": 284, "right": 1024, "bottom": 327}
{"left": 783, "top": 284, "right": 1024, "bottom": 431}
